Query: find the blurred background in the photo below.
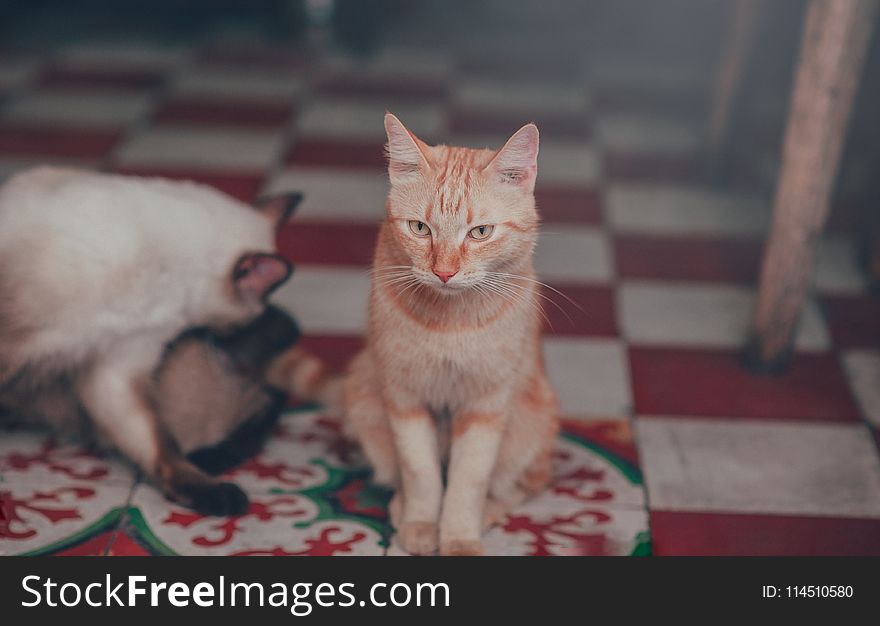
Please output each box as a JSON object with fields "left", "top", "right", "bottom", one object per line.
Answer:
{"left": 1, "top": 0, "right": 879, "bottom": 556}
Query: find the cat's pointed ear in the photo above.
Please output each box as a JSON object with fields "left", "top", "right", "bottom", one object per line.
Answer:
{"left": 232, "top": 253, "right": 292, "bottom": 303}
{"left": 485, "top": 123, "right": 539, "bottom": 191}
{"left": 384, "top": 112, "right": 432, "bottom": 184}
{"left": 254, "top": 192, "right": 303, "bottom": 230}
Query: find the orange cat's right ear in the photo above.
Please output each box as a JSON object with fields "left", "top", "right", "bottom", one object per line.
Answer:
{"left": 384, "top": 112, "right": 432, "bottom": 184}
{"left": 485, "top": 123, "right": 540, "bottom": 192}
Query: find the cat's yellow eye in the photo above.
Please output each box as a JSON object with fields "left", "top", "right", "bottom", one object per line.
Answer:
{"left": 408, "top": 220, "right": 431, "bottom": 237}
{"left": 468, "top": 224, "right": 495, "bottom": 240}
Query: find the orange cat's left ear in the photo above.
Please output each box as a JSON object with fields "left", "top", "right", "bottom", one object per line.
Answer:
{"left": 485, "top": 123, "right": 539, "bottom": 191}
{"left": 384, "top": 112, "right": 433, "bottom": 184}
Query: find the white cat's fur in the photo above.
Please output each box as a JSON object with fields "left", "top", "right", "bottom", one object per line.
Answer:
{"left": 0, "top": 167, "right": 292, "bottom": 513}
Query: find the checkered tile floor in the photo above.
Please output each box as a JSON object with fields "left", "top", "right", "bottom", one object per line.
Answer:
{"left": 1, "top": 37, "right": 879, "bottom": 556}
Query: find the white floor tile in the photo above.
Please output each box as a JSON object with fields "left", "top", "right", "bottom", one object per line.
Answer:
{"left": 55, "top": 42, "right": 190, "bottom": 70}
{"left": 608, "top": 183, "right": 770, "bottom": 236}
{"left": 0, "top": 58, "right": 41, "bottom": 91}
{"left": 843, "top": 349, "right": 880, "bottom": 428}
{"left": 543, "top": 337, "right": 632, "bottom": 416}
{"left": 814, "top": 237, "right": 868, "bottom": 295}
{"left": 2, "top": 89, "right": 156, "bottom": 128}
{"left": 113, "top": 126, "right": 285, "bottom": 171}
{"left": 636, "top": 417, "right": 880, "bottom": 518}
{"left": 537, "top": 140, "right": 602, "bottom": 187}
{"left": 535, "top": 227, "right": 613, "bottom": 283}
{"left": 169, "top": 66, "right": 305, "bottom": 102}
{"left": 296, "top": 98, "right": 446, "bottom": 141}
{"left": 596, "top": 114, "right": 700, "bottom": 154}
{"left": 453, "top": 79, "right": 589, "bottom": 116}
{"left": 619, "top": 281, "right": 830, "bottom": 351}
{"left": 271, "top": 266, "right": 370, "bottom": 334}
{"left": 262, "top": 167, "right": 388, "bottom": 222}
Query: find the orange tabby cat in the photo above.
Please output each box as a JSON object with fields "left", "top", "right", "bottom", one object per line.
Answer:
{"left": 272, "top": 114, "right": 559, "bottom": 555}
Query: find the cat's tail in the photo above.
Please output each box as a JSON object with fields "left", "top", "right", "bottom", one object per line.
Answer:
{"left": 265, "top": 347, "right": 343, "bottom": 414}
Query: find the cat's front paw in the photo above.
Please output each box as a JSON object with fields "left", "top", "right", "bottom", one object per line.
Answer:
{"left": 395, "top": 521, "right": 439, "bottom": 555}
{"left": 439, "top": 538, "right": 484, "bottom": 556}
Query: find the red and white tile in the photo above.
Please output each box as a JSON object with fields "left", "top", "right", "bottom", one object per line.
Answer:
{"left": 1, "top": 36, "right": 878, "bottom": 557}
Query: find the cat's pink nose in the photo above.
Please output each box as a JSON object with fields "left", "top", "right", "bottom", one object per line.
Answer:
{"left": 433, "top": 270, "right": 457, "bottom": 284}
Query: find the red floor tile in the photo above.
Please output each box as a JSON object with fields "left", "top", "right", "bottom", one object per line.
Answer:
{"left": 614, "top": 234, "right": 763, "bottom": 283}
{"left": 277, "top": 221, "right": 379, "bottom": 267}
{"left": 651, "top": 510, "right": 880, "bottom": 555}
{"left": 449, "top": 110, "right": 590, "bottom": 140}
{"left": 629, "top": 347, "right": 861, "bottom": 421}
{"left": 110, "top": 165, "right": 265, "bottom": 203}
{"left": 542, "top": 283, "right": 617, "bottom": 337}
{"left": 296, "top": 335, "right": 364, "bottom": 373}
{"left": 37, "top": 65, "right": 165, "bottom": 90}
{"left": 821, "top": 294, "right": 880, "bottom": 349}
{"left": 286, "top": 138, "right": 386, "bottom": 170}
{"left": 153, "top": 98, "right": 295, "bottom": 128}
{"left": 561, "top": 419, "right": 640, "bottom": 468}
{"left": 536, "top": 187, "right": 604, "bottom": 225}
{"left": 0, "top": 123, "right": 121, "bottom": 159}
{"left": 605, "top": 151, "right": 697, "bottom": 182}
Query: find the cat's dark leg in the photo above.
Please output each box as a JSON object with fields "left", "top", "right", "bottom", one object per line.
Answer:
{"left": 187, "top": 390, "right": 286, "bottom": 476}
{"left": 78, "top": 355, "right": 249, "bottom": 516}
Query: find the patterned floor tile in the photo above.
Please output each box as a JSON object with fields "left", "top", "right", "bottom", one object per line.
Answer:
{"left": 0, "top": 431, "right": 135, "bottom": 556}
{"left": 119, "top": 410, "right": 388, "bottom": 556}
{"left": 629, "top": 347, "right": 862, "bottom": 421}
{"left": 389, "top": 419, "right": 648, "bottom": 556}
{"left": 619, "top": 281, "right": 830, "bottom": 352}
{"left": 636, "top": 417, "right": 880, "bottom": 518}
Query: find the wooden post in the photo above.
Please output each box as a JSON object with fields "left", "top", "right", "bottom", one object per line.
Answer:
{"left": 703, "top": 0, "right": 760, "bottom": 181}
{"left": 746, "top": 0, "right": 879, "bottom": 371}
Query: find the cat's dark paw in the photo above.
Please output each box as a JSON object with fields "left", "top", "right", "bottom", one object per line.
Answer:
{"left": 179, "top": 481, "right": 250, "bottom": 517}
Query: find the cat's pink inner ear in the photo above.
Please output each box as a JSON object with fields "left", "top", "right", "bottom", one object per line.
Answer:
{"left": 486, "top": 123, "right": 540, "bottom": 189}
{"left": 233, "top": 253, "right": 292, "bottom": 301}
{"left": 384, "top": 112, "right": 431, "bottom": 182}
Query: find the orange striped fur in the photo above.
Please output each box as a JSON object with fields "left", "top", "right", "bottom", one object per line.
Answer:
{"left": 340, "top": 114, "right": 559, "bottom": 556}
